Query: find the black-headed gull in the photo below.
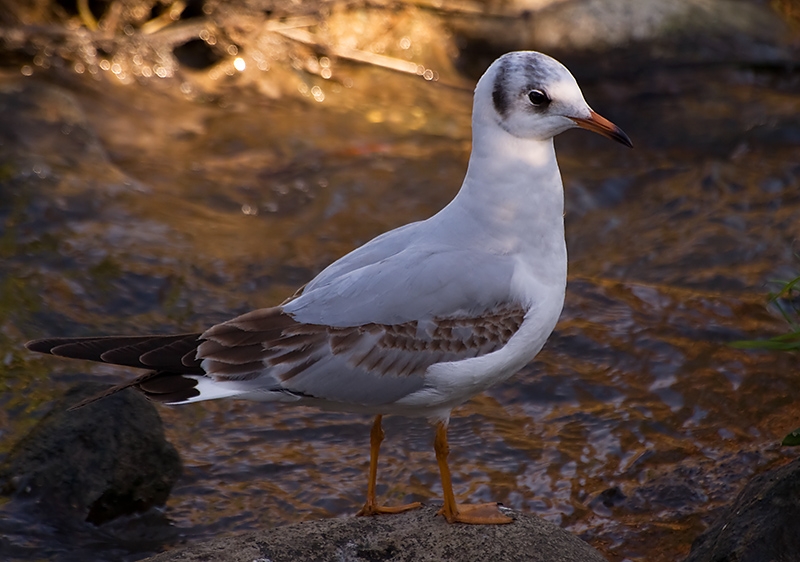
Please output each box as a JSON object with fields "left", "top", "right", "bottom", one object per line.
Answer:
{"left": 27, "top": 51, "right": 631, "bottom": 525}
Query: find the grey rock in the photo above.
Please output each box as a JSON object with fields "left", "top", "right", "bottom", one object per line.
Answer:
{"left": 448, "top": 0, "right": 795, "bottom": 67}
{"left": 685, "top": 456, "right": 800, "bottom": 562}
{"left": 0, "top": 382, "right": 182, "bottom": 524}
{"left": 144, "top": 505, "right": 607, "bottom": 562}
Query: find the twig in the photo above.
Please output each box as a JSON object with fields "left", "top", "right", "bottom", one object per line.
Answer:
{"left": 99, "top": 1, "right": 124, "bottom": 38}
{"left": 77, "top": 0, "right": 99, "bottom": 31}
{"left": 273, "top": 26, "right": 421, "bottom": 75}
{"left": 141, "top": 0, "right": 187, "bottom": 35}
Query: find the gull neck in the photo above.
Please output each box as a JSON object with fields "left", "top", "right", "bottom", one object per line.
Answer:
{"left": 449, "top": 121, "right": 565, "bottom": 242}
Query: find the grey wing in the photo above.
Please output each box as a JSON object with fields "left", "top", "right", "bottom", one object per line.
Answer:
{"left": 285, "top": 243, "right": 520, "bottom": 327}
{"left": 239, "top": 230, "right": 527, "bottom": 406}
{"left": 305, "top": 220, "right": 422, "bottom": 292}
{"left": 198, "top": 302, "right": 526, "bottom": 407}
{"left": 30, "top": 224, "right": 528, "bottom": 408}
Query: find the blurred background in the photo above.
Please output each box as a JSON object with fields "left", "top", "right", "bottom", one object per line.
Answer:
{"left": 1, "top": 0, "right": 799, "bottom": 560}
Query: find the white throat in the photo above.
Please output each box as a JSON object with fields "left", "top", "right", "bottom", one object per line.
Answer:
{"left": 445, "top": 119, "right": 565, "bottom": 258}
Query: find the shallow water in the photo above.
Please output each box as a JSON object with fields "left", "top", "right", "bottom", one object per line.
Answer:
{"left": 1, "top": 50, "right": 799, "bottom": 562}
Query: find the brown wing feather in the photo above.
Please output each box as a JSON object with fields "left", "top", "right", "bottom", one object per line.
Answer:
{"left": 27, "top": 304, "right": 527, "bottom": 406}
{"left": 197, "top": 305, "right": 527, "bottom": 383}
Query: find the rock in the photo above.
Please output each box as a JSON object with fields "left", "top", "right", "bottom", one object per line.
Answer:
{"left": 0, "top": 382, "right": 182, "bottom": 525}
{"left": 684, "top": 456, "right": 800, "bottom": 562}
{"left": 448, "top": 0, "right": 793, "bottom": 56}
{"left": 143, "top": 504, "right": 607, "bottom": 562}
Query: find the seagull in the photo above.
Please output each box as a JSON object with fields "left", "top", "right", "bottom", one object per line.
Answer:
{"left": 26, "top": 51, "right": 631, "bottom": 525}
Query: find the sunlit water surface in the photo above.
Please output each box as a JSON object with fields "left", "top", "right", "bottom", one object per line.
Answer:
{"left": 1, "top": 57, "right": 799, "bottom": 562}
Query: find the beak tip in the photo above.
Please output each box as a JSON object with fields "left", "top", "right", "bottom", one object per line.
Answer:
{"left": 575, "top": 110, "right": 633, "bottom": 149}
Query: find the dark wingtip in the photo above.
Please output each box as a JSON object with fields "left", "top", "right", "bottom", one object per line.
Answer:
{"left": 25, "top": 338, "right": 57, "bottom": 354}
{"left": 137, "top": 373, "right": 199, "bottom": 399}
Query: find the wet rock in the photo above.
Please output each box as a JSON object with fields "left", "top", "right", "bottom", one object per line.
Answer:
{"left": 449, "top": 0, "right": 793, "bottom": 58}
{"left": 684, "top": 456, "right": 800, "bottom": 562}
{"left": 0, "top": 382, "right": 182, "bottom": 525}
{"left": 143, "top": 504, "right": 607, "bottom": 562}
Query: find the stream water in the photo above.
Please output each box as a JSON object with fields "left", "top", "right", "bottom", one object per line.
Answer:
{"left": 1, "top": 38, "right": 799, "bottom": 562}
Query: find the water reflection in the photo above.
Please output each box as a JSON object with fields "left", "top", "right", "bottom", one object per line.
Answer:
{"left": 1, "top": 44, "right": 800, "bottom": 562}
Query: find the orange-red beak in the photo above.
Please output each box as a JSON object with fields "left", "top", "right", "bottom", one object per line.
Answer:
{"left": 573, "top": 110, "right": 632, "bottom": 148}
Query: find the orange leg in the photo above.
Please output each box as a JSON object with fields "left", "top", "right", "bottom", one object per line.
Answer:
{"left": 356, "top": 415, "right": 422, "bottom": 516}
{"left": 434, "top": 419, "right": 513, "bottom": 524}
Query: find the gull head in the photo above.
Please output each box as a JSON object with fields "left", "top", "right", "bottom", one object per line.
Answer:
{"left": 475, "top": 51, "right": 632, "bottom": 147}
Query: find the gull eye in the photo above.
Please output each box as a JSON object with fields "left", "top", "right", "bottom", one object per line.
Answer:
{"left": 527, "top": 89, "right": 549, "bottom": 106}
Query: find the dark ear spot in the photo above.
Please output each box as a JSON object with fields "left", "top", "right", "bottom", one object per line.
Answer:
{"left": 492, "top": 59, "right": 510, "bottom": 118}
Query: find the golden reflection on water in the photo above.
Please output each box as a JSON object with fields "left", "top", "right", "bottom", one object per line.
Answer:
{"left": 1, "top": 57, "right": 800, "bottom": 562}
